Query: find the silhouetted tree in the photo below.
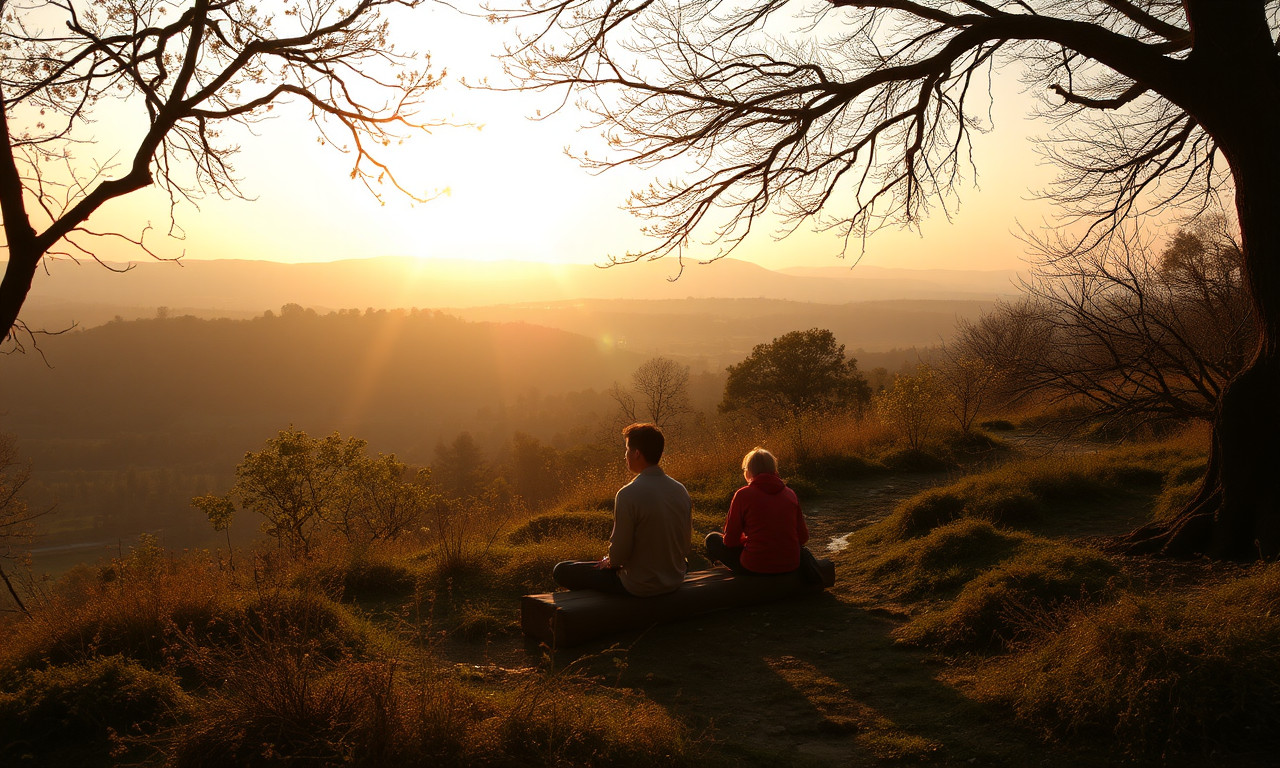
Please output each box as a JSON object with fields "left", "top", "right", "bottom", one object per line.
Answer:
{"left": 504, "top": 1, "right": 1280, "bottom": 558}
{"left": 609, "top": 356, "right": 693, "bottom": 432}
{"left": 957, "top": 221, "right": 1251, "bottom": 430}
{"left": 432, "top": 432, "right": 488, "bottom": 500}
{"left": 0, "top": 0, "right": 440, "bottom": 348}
{"left": 508, "top": 432, "right": 562, "bottom": 510}
{"left": 936, "top": 354, "right": 998, "bottom": 435}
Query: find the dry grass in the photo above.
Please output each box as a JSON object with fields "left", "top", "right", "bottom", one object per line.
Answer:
{"left": 975, "top": 565, "right": 1280, "bottom": 760}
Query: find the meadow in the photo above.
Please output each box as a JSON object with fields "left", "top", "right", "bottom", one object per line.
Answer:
{"left": 2, "top": 406, "right": 1275, "bottom": 767}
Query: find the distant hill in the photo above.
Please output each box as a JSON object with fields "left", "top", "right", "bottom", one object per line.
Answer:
{"left": 12, "top": 255, "right": 1023, "bottom": 330}
{"left": 1, "top": 308, "right": 643, "bottom": 473}
{"left": 448, "top": 297, "right": 994, "bottom": 367}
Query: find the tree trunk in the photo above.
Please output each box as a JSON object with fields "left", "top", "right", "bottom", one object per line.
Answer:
{"left": 1123, "top": 44, "right": 1280, "bottom": 558}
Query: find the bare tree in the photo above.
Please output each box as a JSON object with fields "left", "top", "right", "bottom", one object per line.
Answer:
{"left": 609, "top": 356, "right": 692, "bottom": 431}
{"left": 1, "top": 0, "right": 441, "bottom": 346}
{"left": 500, "top": 1, "right": 1280, "bottom": 558}
{"left": 936, "top": 352, "right": 998, "bottom": 434}
{"left": 875, "top": 363, "right": 943, "bottom": 450}
{"left": 957, "top": 221, "right": 1252, "bottom": 431}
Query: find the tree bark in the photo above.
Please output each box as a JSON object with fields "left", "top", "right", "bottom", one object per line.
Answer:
{"left": 1123, "top": 9, "right": 1280, "bottom": 558}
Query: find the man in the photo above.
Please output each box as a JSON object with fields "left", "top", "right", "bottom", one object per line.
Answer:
{"left": 553, "top": 423, "right": 692, "bottom": 596}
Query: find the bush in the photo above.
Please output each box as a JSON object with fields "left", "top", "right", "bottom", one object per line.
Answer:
{"left": 479, "top": 671, "right": 694, "bottom": 768}
{"left": 977, "top": 566, "right": 1280, "bottom": 759}
{"left": 796, "top": 452, "right": 884, "bottom": 479}
{"left": 897, "top": 544, "right": 1116, "bottom": 650}
{"left": 878, "top": 447, "right": 956, "bottom": 473}
{"left": 4, "top": 555, "right": 231, "bottom": 671}
{"left": 0, "top": 655, "right": 192, "bottom": 761}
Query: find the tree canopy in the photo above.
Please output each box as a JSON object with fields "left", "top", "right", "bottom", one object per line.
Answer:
{"left": 1, "top": 0, "right": 439, "bottom": 346}
{"left": 503, "top": 0, "right": 1280, "bottom": 559}
{"left": 720, "top": 328, "right": 869, "bottom": 422}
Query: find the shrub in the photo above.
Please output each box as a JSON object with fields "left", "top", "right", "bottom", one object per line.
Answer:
{"left": 795, "top": 452, "right": 884, "bottom": 479}
{"left": 309, "top": 556, "right": 419, "bottom": 602}
{"left": 878, "top": 447, "right": 956, "bottom": 473}
{"left": 478, "top": 670, "right": 694, "bottom": 768}
{"left": 4, "top": 554, "right": 230, "bottom": 671}
{"left": 0, "top": 655, "right": 192, "bottom": 761}
{"left": 977, "top": 566, "right": 1280, "bottom": 759}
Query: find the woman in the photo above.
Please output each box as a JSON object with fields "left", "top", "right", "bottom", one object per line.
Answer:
{"left": 705, "top": 447, "right": 808, "bottom": 575}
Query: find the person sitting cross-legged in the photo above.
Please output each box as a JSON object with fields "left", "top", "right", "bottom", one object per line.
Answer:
{"left": 552, "top": 423, "right": 693, "bottom": 596}
{"left": 705, "top": 448, "right": 809, "bottom": 576}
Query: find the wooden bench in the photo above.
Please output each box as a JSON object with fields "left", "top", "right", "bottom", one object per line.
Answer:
{"left": 521, "top": 560, "right": 835, "bottom": 648}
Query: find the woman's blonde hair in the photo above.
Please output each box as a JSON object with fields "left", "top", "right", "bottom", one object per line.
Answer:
{"left": 742, "top": 447, "right": 778, "bottom": 476}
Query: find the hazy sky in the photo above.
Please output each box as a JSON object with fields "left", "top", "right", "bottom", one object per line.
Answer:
{"left": 89, "top": 4, "right": 1059, "bottom": 274}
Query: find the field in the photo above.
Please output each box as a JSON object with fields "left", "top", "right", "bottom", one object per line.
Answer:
{"left": 2, "top": 418, "right": 1277, "bottom": 766}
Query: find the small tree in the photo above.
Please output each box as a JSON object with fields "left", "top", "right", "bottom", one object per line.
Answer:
{"left": 876, "top": 364, "right": 943, "bottom": 450}
{"left": 192, "top": 493, "right": 236, "bottom": 571}
{"left": 609, "top": 356, "right": 692, "bottom": 432}
{"left": 201, "top": 427, "right": 425, "bottom": 556}
{"left": 936, "top": 353, "right": 999, "bottom": 435}
{"left": 720, "top": 328, "right": 870, "bottom": 455}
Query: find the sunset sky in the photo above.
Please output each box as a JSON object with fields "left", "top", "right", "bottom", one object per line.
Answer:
{"left": 89, "top": 5, "right": 1059, "bottom": 275}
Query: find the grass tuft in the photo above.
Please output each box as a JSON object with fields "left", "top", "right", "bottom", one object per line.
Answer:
{"left": 976, "top": 565, "right": 1280, "bottom": 760}
{"left": 896, "top": 543, "right": 1116, "bottom": 650}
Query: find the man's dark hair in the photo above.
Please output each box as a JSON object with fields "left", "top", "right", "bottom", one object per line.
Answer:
{"left": 623, "top": 423, "right": 664, "bottom": 465}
